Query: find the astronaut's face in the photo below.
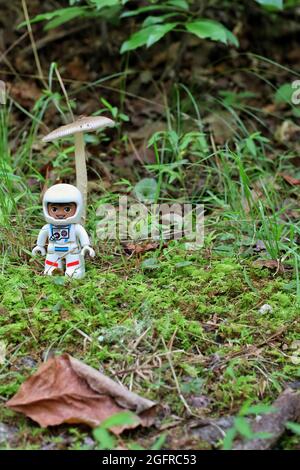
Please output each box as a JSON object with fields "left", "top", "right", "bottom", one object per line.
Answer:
{"left": 48, "top": 202, "right": 77, "bottom": 220}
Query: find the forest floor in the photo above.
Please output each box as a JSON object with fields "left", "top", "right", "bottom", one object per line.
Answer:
{"left": 1, "top": 248, "right": 300, "bottom": 450}
{"left": 1, "top": 0, "right": 300, "bottom": 450}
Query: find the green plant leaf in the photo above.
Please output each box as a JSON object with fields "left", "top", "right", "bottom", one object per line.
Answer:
{"left": 18, "top": 7, "right": 89, "bottom": 29}
{"left": 166, "top": 0, "right": 189, "bottom": 10}
{"left": 286, "top": 421, "right": 300, "bottom": 435}
{"left": 222, "top": 427, "right": 237, "bottom": 450}
{"left": 121, "top": 4, "right": 181, "bottom": 18}
{"left": 245, "top": 137, "right": 257, "bottom": 157}
{"left": 252, "top": 431, "right": 274, "bottom": 439}
{"left": 90, "top": 0, "right": 120, "bottom": 9}
{"left": 175, "top": 261, "right": 193, "bottom": 268}
{"left": 134, "top": 178, "right": 158, "bottom": 203}
{"left": 121, "top": 23, "right": 178, "bottom": 52}
{"left": 255, "top": 0, "right": 283, "bottom": 10}
{"left": 185, "top": 19, "right": 239, "bottom": 47}
{"left": 240, "top": 404, "right": 277, "bottom": 416}
{"left": 100, "top": 411, "right": 139, "bottom": 429}
{"left": 275, "top": 83, "right": 295, "bottom": 104}
{"left": 128, "top": 443, "right": 146, "bottom": 450}
{"left": 151, "top": 433, "right": 167, "bottom": 450}
{"left": 147, "top": 23, "right": 178, "bottom": 47}
{"left": 143, "top": 13, "right": 178, "bottom": 27}
{"left": 142, "top": 258, "right": 160, "bottom": 270}
{"left": 234, "top": 417, "right": 254, "bottom": 439}
{"left": 92, "top": 427, "right": 116, "bottom": 449}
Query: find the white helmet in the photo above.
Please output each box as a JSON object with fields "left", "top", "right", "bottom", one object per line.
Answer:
{"left": 43, "top": 184, "right": 83, "bottom": 225}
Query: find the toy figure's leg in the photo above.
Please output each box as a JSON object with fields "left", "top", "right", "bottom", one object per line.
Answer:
{"left": 44, "top": 253, "right": 62, "bottom": 276}
{"left": 65, "top": 253, "right": 85, "bottom": 279}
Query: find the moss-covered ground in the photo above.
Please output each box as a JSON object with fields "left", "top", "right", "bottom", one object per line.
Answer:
{"left": 1, "top": 245, "right": 299, "bottom": 449}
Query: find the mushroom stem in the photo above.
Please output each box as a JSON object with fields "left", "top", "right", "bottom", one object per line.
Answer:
{"left": 74, "top": 132, "right": 87, "bottom": 223}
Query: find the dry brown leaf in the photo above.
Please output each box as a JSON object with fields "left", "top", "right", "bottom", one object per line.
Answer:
{"left": 10, "top": 81, "right": 41, "bottom": 108}
{"left": 280, "top": 173, "right": 300, "bottom": 186}
{"left": 275, "top": 120, "right": 300, "bottom": 143}
{"left": 204, "top": 111, "right": 238, "bottom": 144}
{"left": 124, "top": 242, "right": 161, "bottom": 255}
{"left": 6, "top": 354, "right": 156, "bottom": 433}
{"left": 253, "top": 259, "right": 291, "bottom": 273}
{"left": 129, "top": 121, "right": 166, "bottom": 141}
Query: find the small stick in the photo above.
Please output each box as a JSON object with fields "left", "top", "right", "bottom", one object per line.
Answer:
{"left": 21, "top": 0, "right": 47, "bottom": 88}
{"left": 161, "top": 336, "right": 193, "bottom": 416}
{"left": 54, "top": 66, "right": 75, "bottom": 122}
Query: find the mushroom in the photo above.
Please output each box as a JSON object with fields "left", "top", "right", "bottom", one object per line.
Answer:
{"left": 42, "top": 116, "right": 115, "bottom": 222}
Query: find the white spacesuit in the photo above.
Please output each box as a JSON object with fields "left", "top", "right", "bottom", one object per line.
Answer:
{"left": 32, "top": 184, "right": 95, "bottom": 279}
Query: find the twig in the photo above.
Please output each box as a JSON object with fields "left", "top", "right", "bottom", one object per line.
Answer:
{"left": 54, "top": 66, "right": 75, "bottom": 122}
{"left": 0, "top": 31, "right": 28, "bottom": 65}
{"left": 161, "top": 336, "right": 193, "bottom": 416}
{"left": 131, "top": 327, "right": 151, "bottom": 350}
{"left": 20, "top": 25, "right": 90, "bottom": 56}
{"left": 74, "top": 328, "right": 123, "bottom": 385}
{"left": 21, "top": 0, "right": 47, "bottom": 88}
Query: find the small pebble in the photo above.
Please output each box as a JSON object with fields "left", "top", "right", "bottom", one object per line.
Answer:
{"left": 20, "top": 356, "right": 37, "bottom": 369}
{"left": 258, "top": 304, "right": 273, "bottom": 314}
{"left": 0, "top": 423, "right": 17, "bottom": 444}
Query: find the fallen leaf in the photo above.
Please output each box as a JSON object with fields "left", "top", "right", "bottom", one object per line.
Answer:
{"left": 124, "top": 242, "right": 160, "bottom": 255}
{"left": 280, "top": 173, "right": 300, "bottom": 186}
{"left": 253, "top": 259, "right": 290, "bottom": 273}
{"left": 66, "top": 57, "right": 90, "bottom": 81}
{"left": 10, "top": 81, "right": 41, "bottom": 108}
{"left": 262, "top": 103, "right": 277, "bottom": 114}
{"left": 6, "top": 354, "right": 156, "bottom": 433}
{"left": 275, "top": 120, "right": 300, "bottom": 143}
{"left": 204, "top": 111, "right": 238, "bottom": 144}
{"left": 129, "top": 121, "right": 166, "bottom": 141}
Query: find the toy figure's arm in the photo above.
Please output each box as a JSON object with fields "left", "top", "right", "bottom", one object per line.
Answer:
{"left": 32, "top": 224, "right": 49, "bottom": 256}
{"left": 76, "top": 225, "right": 95, "bottom": 258}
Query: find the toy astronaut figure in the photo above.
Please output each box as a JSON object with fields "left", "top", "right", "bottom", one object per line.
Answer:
{"left": 32, "top": 184, "right": 95, "bottom": 279}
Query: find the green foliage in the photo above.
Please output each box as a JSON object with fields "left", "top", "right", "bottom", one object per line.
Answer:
{"left": 99, "top": 98, "right": 130, "bottom": 123}
{"left": 286, "top": 422, "right": 300, "bottom": 435}
{"left": 23, "top": 7, "right": 94, "bottom": 30}
{"left": 275, "top": 83, "right": 295, "bottom": 104}
{"left": 222, "top": 402, "right": 275, "bottom": 449}
{"left": 185, "top": 19, "right": 239, "bottom": 47}
{"left": 25, "top": 0, "right": 298, "bottom": 56}
{"left": 121, "top": 22, "right": 178, "bottom": 52}
{"left": 134, "top": 178, "right": 158, "bottom": 203}
{"left": 27, "top": 0, "right": 239, "bottom": 54}
{"left": 141, "top": 257, "right": 160, "bottom": 269}
{"left": 255, "top": 0, "right": 283, "bottom": 9}
{"left": 93, "top": 411, "right": 138, "bottom": 450}
{"left": 1, "top": 250, "right": 300, "bottom": 448}
{"left": 91, "top": 0, "right": 121, "bottom": 8}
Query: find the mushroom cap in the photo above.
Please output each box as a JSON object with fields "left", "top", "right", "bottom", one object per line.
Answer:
{"left": 42, "top": 116, "right": 115, "bottom": 142}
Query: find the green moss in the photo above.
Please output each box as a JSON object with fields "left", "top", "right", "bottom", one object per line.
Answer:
{"left": 0, "top": 252, "right": 299, "bottom": 449}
